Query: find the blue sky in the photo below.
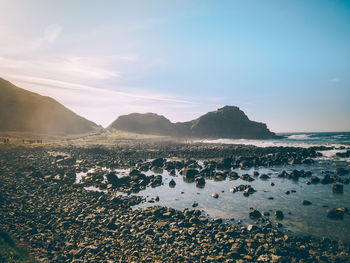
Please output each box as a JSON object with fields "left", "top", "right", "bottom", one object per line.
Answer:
{"left": 0, "top": 0, "right": 349, "bottom": 132}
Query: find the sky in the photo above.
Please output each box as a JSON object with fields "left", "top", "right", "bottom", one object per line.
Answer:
{"left": 0, "top": 0, "right": 349, "bottom": 132}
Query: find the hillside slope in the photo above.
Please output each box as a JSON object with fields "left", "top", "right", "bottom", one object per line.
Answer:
{"left": 0, "top": 78, "right": 100, "bottom": 135}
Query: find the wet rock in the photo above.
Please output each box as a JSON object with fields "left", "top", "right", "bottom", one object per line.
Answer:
{"left": 218, "top": 157, "right": 233, "bottom": 169}
{"left": 169, "top": 179, "right": 176, "bottom": 188}
{"left": 274, "top": 210, "right": 284, "bottom": 220}
{"left": 183, "top": 168, "right": 199, "bottom": 179}
{"left": 106, "top": 172, "right": 119, "bottom": 187}
{"left": 310, "top": 176, "right": 320, "bottom": 184}
{"left": 302, "top": 200, "right": 312, "bottom": 206}
{"left": 332, "top": 184, "right": 343, "bottom": 193}
{"left": 228, "top": 171, "right": 239, "bottom": 180}
{"left": 195, "top": 176, "right": 205, "bottom": 187}
{"left": 336, "top": 167, "right": 349, "bottom": 176}
{"left": 247, "top": 225, "right": 258, "bottom": 231}
{"left": 230, "top": 185, "right": 256, "bottom": 196}
{"left": 151, "top": 158, "right": 165, "bottom": 168}
{"left": 336, "top": 150, "right": 350, "bottom": 158}
{"left": 327, "top": 208, "right": 347, "bottom": 220}
{"left": 259, "top": 174, "right": 270, "bottom": 180}
{"left": 211, "top": 192, "right": 219, "bottom": 198}
{"left": 321, "top": 174, "right": 334, "bottom": 185}
{"left": 240, "top": 174, "right": 255, "bottom": 182}
{"left": 249, "top": 209, "right": 262, "bottom": 219}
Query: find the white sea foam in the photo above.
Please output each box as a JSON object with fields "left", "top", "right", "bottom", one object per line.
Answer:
{"left": 194, "top": 138, "right": 319, "bottom": 148}
{"left": 287, "top": 134, "right": 314, "bottom": 140}
{"left": 194, "top": 138, "right": 350, "bottom": 149}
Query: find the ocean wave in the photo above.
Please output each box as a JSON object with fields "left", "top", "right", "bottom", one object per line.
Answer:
{"left": 194, "top": 138, "right": 350, "bottom": 149}
{"left": 287, "top": 134, "right": 314, "bottom": 140}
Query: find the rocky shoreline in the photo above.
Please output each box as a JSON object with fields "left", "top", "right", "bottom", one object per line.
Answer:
{"left": 1, "top": 143, "right": 350, "bottom": 262}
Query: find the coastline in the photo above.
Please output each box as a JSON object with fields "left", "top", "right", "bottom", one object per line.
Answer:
{"left": 1, "top": 141, "right": 350, "bottom": 262}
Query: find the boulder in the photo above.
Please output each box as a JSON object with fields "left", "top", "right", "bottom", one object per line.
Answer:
{"left": 332, "top": 184, "right": 343, "bottom": 193}
{"left": 274, "top": 211, "right": 284, "bottom": 220}
{"left": 151, "top": 158, "right": 165, "bottom": 167}
{"left": 249, "top": 209, "right": 262, "bottom": 219}
{"left": 183, "top": 169, "right": 199, "bottom": 179}
{"left": 302, "top": 200, "right": 312, "bottom": 206}
{"left": 327, "top": 208, "right": 346, "bottom": 220}
{"left": 211, "top": 193, "right": 219, "bottom": 198}
{"left": 169, "top": 179, "right": 176, "bottom": 188}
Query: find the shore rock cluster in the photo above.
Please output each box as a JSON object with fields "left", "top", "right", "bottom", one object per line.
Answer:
{"left": 0, "top": 143, "right": 350, "bottom": 262}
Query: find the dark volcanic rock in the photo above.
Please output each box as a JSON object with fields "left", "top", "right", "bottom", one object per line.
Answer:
{"left": 327, "top": 208, "right": 348, "bottom": 220}
{"left": 274, "top": 210, "right": 284, "bottom": 220}
{"left": 336, "top": 167, "right": 349, "bottom": 176}
{"left": 249, "top": 209, "right": 262, "bottom": 219}
{"left": 332, "top": 184, "right": 344, "bottom": 193}
{"left": 302, "top": 200, "right": 312, "bottom": 206}
{"left": 183, "top": 168, "right": 199, "bottom": 179}
{"left": 169, "top": 179, "right": 176, "bottom": 188}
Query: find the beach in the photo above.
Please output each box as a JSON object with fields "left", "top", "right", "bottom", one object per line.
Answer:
{"left": 1, "top": 138, "right": 350, "bottom": 262}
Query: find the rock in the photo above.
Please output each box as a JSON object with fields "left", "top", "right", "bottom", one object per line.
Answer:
{"left": 336, "top": 167, "right": 349, "bottom": 176}
{"left": 240, "top": 174, "right": 255, "bottom": 182}
{"left": 211, "top": 192, "right": 219, "bottom": 198}
{"left": 333, "top": 184, "right": 343, "bottom": 193}
{"left": 151, "top": 158, "right": 165, "bottom": 167}
{"left": 262, "top": 211, "right": 270, "bottom": 216}
{"left": 195, "top": 176, "right": 205, "bottom": 187}
{"left": 274, "top": 210, "right": 284, "bottom": 220}
{"left": 321, "top": 174, "right": 334, "bottom": 185}
{"left": 249, "top": 209, "right": 262, "bottom": 219}
{"left": 183, "top": 169, "right": 199, "bottom": 179}
{"left": 228, "top": 172, "right": 239, "bottom": 180}
{"left": 259, "top": 174, "right": 270, "bottom": 180}
{"left": 327, "top": 208, "right": 346, "bottom": 220}
{"left": 106, "top": 172, "right": 119, "bottom": 187}
{"left": 302, "top": 200, "right": 312, "bottom": 206}
{"left": 336, "top": 150, "right": 350, "bottom": 158}
{"left": 169, "top": 179, "right": 176, "bottom": 188}
{"left": 247, "top": 225, "right": 258, "bottom": 231}
{"left": 192, "top": 202, "right": 198, "bottom": 207}
{"left": 310, "top": 176, "right": 320, "bottom": 184}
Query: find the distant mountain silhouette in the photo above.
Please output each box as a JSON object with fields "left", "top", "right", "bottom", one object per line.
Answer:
{"left": 109, "top": 113, "right": 175, "bottom": 136}
{"left": 0, "top": 78, "right": 100, "bottom": 135}
{"left": 108, "top": 106, "right": 279, "bottom": 139}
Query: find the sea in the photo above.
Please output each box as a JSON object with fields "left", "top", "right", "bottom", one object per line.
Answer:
{"left": 198, "top": 131, "right": 350, "bottom": 149}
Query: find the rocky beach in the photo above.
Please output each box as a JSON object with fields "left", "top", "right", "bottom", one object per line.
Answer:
{"left": 1, "top": 141, "right": 350, "bottom": 262}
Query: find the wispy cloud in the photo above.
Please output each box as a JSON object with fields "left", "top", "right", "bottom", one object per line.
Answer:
{"left": 0, "top": 16, "right": 223, "bottom": 127}
{"left": 44, "top": 24, "right": 62, "bottom": 43}
{"left": 5, "top": 74, "right": 203, "bottom": 126}
{"left": 329, "top": 77, "right": 340, "bottom": 82}
{"left": 0, "top": 55, "right": 121, "bottom": 81}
